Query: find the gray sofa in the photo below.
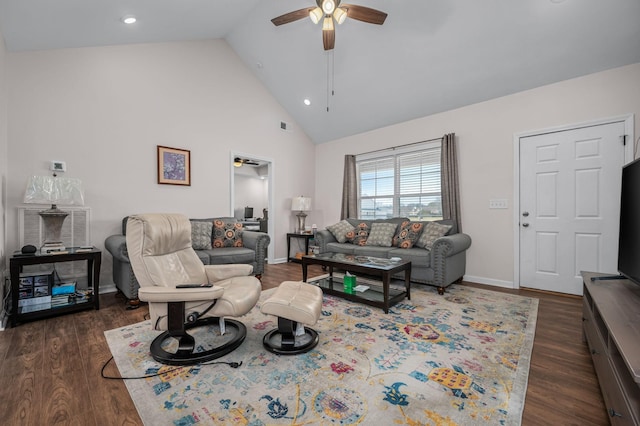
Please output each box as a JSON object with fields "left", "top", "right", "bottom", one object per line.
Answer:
{"left": 315, "top": 217, "right": 471, "bottom": 294}
{"left": 104, "top": 216, "right": 270, "bottom": 306}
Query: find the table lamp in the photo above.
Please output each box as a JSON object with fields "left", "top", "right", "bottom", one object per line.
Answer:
{"left": 23, "top": 175, "right": 85, "bottom": 247}
{"left": 292, "top": 196, "right": 311, "bottom": 233}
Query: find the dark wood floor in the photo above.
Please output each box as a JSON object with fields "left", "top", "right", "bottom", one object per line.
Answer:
{"left": 0, "top": 263, "right": 609, "bottom": 425}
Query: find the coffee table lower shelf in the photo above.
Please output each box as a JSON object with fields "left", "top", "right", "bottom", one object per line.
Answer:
{"left": 310, "top": 276, "right": 408, "bottom": 313}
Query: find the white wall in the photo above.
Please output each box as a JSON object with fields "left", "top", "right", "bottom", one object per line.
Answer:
{"left": 233, "top": 173, "right": 268, "bottom": 220}
{"left": 315, "top": 63, "right": 640, "bottom": 287}
{"left": 0, "top": 29, "right": 8, "bottom": 323}
{"left": 6, "top": 40, "right": 316, "bottom": 289}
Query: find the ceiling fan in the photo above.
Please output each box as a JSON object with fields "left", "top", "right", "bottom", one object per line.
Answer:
{"left": 271, "top": 0, "right": 387, "bottom": 50}
{"left": 233, "top": 157, "right": 260, "bottom": 167}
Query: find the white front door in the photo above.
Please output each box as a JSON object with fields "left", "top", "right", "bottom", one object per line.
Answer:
{"left": 519, "top": 121, "right": 626, "bottom": 295}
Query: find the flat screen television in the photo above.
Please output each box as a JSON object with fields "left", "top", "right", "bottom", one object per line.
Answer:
{"left": 617, "top": 158, "right": 640, "bottom": 285}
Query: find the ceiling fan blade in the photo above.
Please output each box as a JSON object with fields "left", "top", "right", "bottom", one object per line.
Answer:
{"left": 323, "top": 28, "right": 335, "bottom": 50}
{"left": 271, "top": 8, "right": 315, "bottom": 26}
{"left": 341, "top": 4, "right": 387, "bottom": 25}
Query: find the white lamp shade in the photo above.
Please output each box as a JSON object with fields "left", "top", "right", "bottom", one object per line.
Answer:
{"left": 291, "top": 196, "right": 311, "bottom": 212}
{"left": 24, "top": 175, "right": 85, "bottom": 206}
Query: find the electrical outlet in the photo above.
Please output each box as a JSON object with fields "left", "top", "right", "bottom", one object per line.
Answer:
{"left": 489, "top": 199, "right": 508, "bottom": 209}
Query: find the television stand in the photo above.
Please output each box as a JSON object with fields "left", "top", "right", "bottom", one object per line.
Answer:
{"left": 590, "top": 274, "right": 625, "bottom": 281}
{"left": 581, "top": 271, "right": 639, "bottom": 425}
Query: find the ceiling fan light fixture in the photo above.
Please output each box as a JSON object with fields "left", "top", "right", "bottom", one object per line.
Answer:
{"left": 309, "top": 7, "right": 323, "bottom": 24}
{"left": 322, "top": 0, "right": 336, "bottom": 15}
{"left": 322, "top": 16, "right": 334, "bottom": 31}
{"left": 333, "top": 7, "right": 347, "bottom": 24}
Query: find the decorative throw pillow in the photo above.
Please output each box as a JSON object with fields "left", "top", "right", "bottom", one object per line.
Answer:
{"left": 191, "top": 221, "right": 213, "bottom": 250}
{"left": 365, "top": 222, "right": 398, "bottom": 247}
{"left": 212, "top": 220, "right": 244, "bottom": 248}
{"left": 326, "top": 220, "right": 355, "bottom": 243}
{"left": 393, "top": 220, "right": 424, "bottom": 249}
{"left": 345, "top": 222, "right": 370, "bottom": 246}
{"left": 415, "top": 222, "right": 452, "bottom": 250}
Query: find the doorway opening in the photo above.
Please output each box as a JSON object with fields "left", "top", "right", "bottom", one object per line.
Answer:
{"left": 230, "top": 153, "right": 274, "bottom": 262}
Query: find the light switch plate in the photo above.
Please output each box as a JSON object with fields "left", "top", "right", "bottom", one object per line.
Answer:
{"left": 489, "top": 199, "right": 508, "bottom": 209}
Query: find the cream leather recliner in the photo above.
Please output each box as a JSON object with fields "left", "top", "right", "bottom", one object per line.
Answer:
{"left": 126, "top": 213, "right": 261, "bottom": 365}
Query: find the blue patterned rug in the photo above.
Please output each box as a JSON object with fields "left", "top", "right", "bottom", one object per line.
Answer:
{"left": 105, "top": 282, "right": 538, "bottom": 425}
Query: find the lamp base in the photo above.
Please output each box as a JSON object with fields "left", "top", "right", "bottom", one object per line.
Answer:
{"left": 39, "top": 205, "right": 69, "bottom": 245}
{"left": 296, "top": 212, "right": 307, "bottom": 234}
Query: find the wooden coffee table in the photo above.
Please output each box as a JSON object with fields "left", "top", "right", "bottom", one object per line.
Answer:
{"left": 301, "top": 252, "right": 411, "bottom": 313}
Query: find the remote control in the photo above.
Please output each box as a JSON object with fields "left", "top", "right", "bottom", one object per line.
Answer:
{"left": 176, "top": 283, "right": 213, "bottom": 288}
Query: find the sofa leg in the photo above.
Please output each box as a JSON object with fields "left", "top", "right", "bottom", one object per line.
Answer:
{"left": 126, "top": 298, "right": 141, "bottom": 310}
{"left": 437, "top": 287, "right": 445, "bottom": 295}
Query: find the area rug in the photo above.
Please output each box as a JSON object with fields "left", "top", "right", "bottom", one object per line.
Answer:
{"left": 104, "top": 282, "right": 538, "bottom": 425}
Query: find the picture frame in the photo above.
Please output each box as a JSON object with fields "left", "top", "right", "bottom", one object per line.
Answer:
{"left": 157, "top": 145, "right": 191, "bottom": 186}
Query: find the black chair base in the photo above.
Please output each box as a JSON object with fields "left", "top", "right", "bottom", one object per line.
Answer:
{"left": 262, "top": 317, "right": 319, "bottom": 355}
{"left": 150, "top": 317, "right": 246, "bottom": 365}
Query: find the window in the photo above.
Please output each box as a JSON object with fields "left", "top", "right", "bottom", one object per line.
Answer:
{"left": 357, "top": 141, "right": 442, "bottom": 220}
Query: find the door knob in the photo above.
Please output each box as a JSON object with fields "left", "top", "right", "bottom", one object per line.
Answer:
{"left": 522, "top": 211, "right": 529, "bottom": 217}
{"left": 522, "top": 223, "right": 529, "bottom": 227}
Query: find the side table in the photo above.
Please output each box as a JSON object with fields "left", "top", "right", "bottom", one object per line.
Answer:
{"left": 286, "top": 233, "right": 315, "bottom": 263}
{"left": 10, "top": 248, "right": 101, "bottom": 327}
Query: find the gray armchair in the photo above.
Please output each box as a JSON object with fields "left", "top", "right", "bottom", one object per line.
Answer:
{"left": 105, "top": 216, "right": 270, "bottom": 307}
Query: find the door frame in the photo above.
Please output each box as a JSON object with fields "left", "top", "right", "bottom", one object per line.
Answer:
{"left": 512, "top": 114, "right": 634, "bottom": 289}
{"left": 229, "top": 151, "right": 275, "bottom": 262}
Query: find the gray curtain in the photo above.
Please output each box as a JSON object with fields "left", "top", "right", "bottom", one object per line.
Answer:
{"left": 441, "top": 133, "right": 462, "bottom": 232}
{"left": 341, "top": 155, "right": 357, "bottom": 220}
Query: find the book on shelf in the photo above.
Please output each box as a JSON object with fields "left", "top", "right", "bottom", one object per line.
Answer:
{"left": 21, "top": 302, "right": 52, "bottom": 313}
{"left": 18, "top": 295, "right": 52, "bottom": 307}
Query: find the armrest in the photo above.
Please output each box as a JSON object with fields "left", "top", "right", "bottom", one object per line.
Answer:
{"left": 430, "top": 233, "right": 472, "bottom": 263}
{"left": 138, "top": 285, "right": 224, "bottom": 302}
{"left": 204, "top": 264, "right": 253, "bottom": 282}
{"left": 241, "top": 230, "right": 270, "bottom": 252}
{"left": 315, "top": 230, "right": 336, "bottom": 253}
{"left": 104, "top": 234, "right": 129, "bottom": 263}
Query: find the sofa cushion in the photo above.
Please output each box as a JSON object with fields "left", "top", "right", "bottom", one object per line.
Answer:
{"left": 213, "top": 219, "right": 244, "bottom": 248}
{"left": 345, "top": 222, "right": 370, "bottom": 246}
{"left": 393, "top": 220, "right": 424, "bottom": 249}
{"left": 190, "top": 220, "right": 213, "bottom": 250}
{"left": 365, "top": 222, "right": 397, "bottom": 247}
{"left": 388, "top": 247, "right": 431, "bottom": 268}
{"left": 415, "top": 222, "right": 452, "bottom": 249}
{"left": 200, "top": 247, "right": 255, "bottom": 265}
{"left": 352, "top": 246, "right": 394, "bottom": 258}
{"left": 194, "top": 250, "right": 211, "bottom": 265}
{"left": 326, "top": 220, "right": 355, "bottom": 243}
{"left": 326, "top": 242, "right": 357, "bottom": 254}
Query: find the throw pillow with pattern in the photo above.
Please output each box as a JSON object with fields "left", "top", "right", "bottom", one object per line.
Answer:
{"left": 365, "top": 222, "right": 398, "bottom": 247}
{"left": 345, "top": 222, "right": 370, "bottom": 246}
{"left": 326, "top": 220, "right": 355, "bottom": 243}
{"left": 393, "top": 220, "right": 424, "bottom": 249}
{"left": 415, "top": 222, "right": 452, "bottom": 249}
{"left": 212, "top": 220, "right": 244, "bottom": 248}
{"left": 191, "top": 221, "right": 213, "bottom": 250}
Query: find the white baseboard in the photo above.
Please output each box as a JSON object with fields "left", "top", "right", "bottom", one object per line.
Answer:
{"left": 463, "top": 275, "right": 515, "bottom": 289}
{"left": 0, "top": 310, "right": 7, "bottom": 331}
{"left": 99, "top": 284, "right": 117, "bottom": 294}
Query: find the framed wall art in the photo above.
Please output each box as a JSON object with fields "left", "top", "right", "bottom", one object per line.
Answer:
{"left": 157, "top": 145, "right": 191, "bottom": 186}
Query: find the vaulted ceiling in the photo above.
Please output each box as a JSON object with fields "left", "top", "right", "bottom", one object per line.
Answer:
{"left": 1, "top": 0, "right": 639, "bottom": 143}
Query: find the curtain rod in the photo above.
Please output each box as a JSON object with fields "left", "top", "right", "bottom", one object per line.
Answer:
{"left": 356, "top": 136, "right": 443, "bottom": 157}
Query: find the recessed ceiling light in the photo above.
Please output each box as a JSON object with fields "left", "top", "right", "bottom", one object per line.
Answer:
{"left": 303, "top": 99, "right": 311, "bottom": 106}
{"left": 122, "top": 15, "right": 137, "bottom": 24}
